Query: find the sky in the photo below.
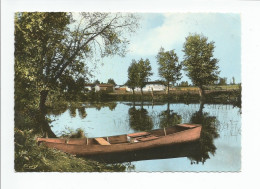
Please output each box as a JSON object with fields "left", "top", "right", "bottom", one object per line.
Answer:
{"left": 91, "top": 13, "right": 241, "bottom": 85}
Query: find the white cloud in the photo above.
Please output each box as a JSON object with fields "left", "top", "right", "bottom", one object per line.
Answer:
{"left": 129, "top": 13, "right": 240, "bottom": 56}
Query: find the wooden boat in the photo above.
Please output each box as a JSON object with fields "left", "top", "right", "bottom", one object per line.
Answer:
{"left": 37, "top": 123, "right": 202, "bottom": 157}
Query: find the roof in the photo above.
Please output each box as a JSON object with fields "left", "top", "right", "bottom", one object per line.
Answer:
{"left": 85, "top": 84, "right": 95, "bottom": 87}
{"left": 97, "top": 84, "right": 114, "bottom": 87}
{"left": 145, "top": 81, "right": 164, "bottom": 85}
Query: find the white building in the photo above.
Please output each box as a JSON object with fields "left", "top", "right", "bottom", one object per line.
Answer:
{"left": 126, "top": 81, "right": 166, "bottom": 92}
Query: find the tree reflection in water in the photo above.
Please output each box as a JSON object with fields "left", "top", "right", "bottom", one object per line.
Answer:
{"left": 159, "top": 102, "right": 182, "bottom": 128}
{"left": 69, "top": 106, "right": 77, "bottom": 117}
{"left": 46, "top": 104, "right": 68, "bottom": 116}
{"left": 128, "top": 102, "right": 153, "bottom": 131}
{"left": 78, "top": 107, "right": 87, "bottom": 119}
{"left": 90, "top": 102, "right": 117, "bottom": 111}
{"left": 188, "top": 101, "right": 220, "bottom": 164}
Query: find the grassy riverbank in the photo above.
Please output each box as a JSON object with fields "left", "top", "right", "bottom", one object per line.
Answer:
{"left": 76, "top": 84, "right": 241, "bottom": 106}
{"left": 15, "top": 128, "right": 134, "bottom": 172}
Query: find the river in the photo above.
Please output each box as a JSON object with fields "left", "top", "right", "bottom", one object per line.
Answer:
{"left": 47, "top": 101, "right": 241, "bottom": 172}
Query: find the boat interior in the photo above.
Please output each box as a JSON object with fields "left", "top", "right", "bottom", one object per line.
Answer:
{"left": 38, "top": 125, "right": 193, "bottom": 146}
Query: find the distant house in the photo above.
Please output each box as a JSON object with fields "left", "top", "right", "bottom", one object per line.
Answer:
{"left": 85, "top": 84, "right": 95, "bottom": 91}
{"left": 115, "top": 85, "right": 121, "bottom": 90}
{"left": 126, "top": 81, "right": 166, "bottom": 92}
{"left": 117, "top": 85, "right": 127, "bottom": 91}
{"left": 144, "top": 81, "right": 166, "bottom": 91}
{"left": 95, "top": 84, "right": 115, "bottom": 92}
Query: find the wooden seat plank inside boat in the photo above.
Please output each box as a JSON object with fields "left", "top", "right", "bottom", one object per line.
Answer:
{"left": 137, "top": 135, "right": 159, "bottom": 142}
{"left": 176, "top": 123, "right": 198, "bottom": 128}
{"left": 94, "top": 138, "right": 111, "bottom": 145}
{"left": 127, "top": 132, "right": 150, "bottom": 138}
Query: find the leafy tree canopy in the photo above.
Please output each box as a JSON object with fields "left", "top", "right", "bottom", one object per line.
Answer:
{"left": 126, "top": 60, "right": 139, "bottom": 92}
{"left": 107, "top": 78, "right": 116, "bottom": 86}
{"left": 156, "top": 47, "right": 182, "bottom": 94}
{"left": 126, "top": 58, "right": 153, "bottom": 95}
{"left": 15, "top": 12, "right": 140, "bottom": 109}
{"left": 93, "top": 79, "right": 100, "bottom": 85}
{"left": 218, "top": 77, "right": 227, "bottom": 85}
{"left": 182, "top": 34, "right": 220, "bottom": 89}
{"left": 136, "top": 58, "right": 153, "bottom": 90}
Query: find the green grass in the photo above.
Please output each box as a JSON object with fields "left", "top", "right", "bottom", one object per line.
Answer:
{"left": 14, "top": 128, "right": 133, "bottom": 172}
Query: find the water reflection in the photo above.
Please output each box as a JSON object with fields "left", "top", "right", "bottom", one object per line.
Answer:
{"left": 69, "top": 106, "right": 77, "bottom": 117}
{"left": 86, "top": 142, "right": 201, "bottom": 164}
{"left": 128, "top": 102, "right": 154, "bottom": 131}
{"left": 78, "top": 107, "right": 87, "bottom": 119}
{"left": 159, "top": 102, "right": 182, "bottom": 128}
{"left": 188, "top": 102, "right": 220, "bottom": 164}
{"left": 88, "top": 102, "right": 117, "bottom": 111}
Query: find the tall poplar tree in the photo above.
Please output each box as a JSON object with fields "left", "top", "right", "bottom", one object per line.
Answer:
{"left": 136, "top": 58, "right": 153, "bottom": 96}
{"left": 156, "top": 47, "right": 182, "bottom": 95}
{"left": 126, "top": 60, "right": 139, "bottom": 94}
{"left": 182, "top": 34, "right": 220, "bottom": 100}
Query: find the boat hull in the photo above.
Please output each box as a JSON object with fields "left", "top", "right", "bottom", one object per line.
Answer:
{"left": 86, "top": 141, "right": 201, "bottom": 163}
{"left": 38, "top": 125, "right": 202, "bottom": 156}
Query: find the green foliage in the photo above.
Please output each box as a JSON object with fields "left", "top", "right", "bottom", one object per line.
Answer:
{"left": 107, "top": 78, "right": 116, "bottom": 86}
{"left": 182, "top": 34, "right": 220, "bottom": 89}
{"left": 15, "top": 12, "right": 140, "bottom": 111}
{"left": 14, "top": 128, "right": 132, "bottom": 172}
{"left": 159, "top": 110, "right": 182, "bottom": 128}
{"left": 137, "top": 58, "right": 153, "bottom": 91}
{"left": 15, "top": 12, "right": 72, "bottom": 93}
{"left": 188, "top": 107, "right": 219, "bottom": 164}
{"left": 156, "top": 47, "right": 182, "bottom": 90}
{"left": 218, "top": 77, "right": 227, "bottom": 85}
{"left": 178, "top": 81, "right": 189, "bottom": 87}
{"left": 93, "top": 79, "right": 100, "bottom": 85}
{"left": 126, "top": 58, "right": 153, "bottom": 94}
{"left": 126, "top": 60, "right": 139, "bottom": 92}
{"left": 128, "top": 106, "right": 153, "bottom": 131}
{"left": 232, "top": 76, "right": 236, "bottom": 85}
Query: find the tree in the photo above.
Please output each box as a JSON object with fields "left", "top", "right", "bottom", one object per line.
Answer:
{"left": 232, "top": 76, "right": 236, "bottom": 85}
{"left": 93, "top": 79, "right": 100, "bottom": 85}
{"left": 179, "top": 81, "right": 189, "bottom": 87}
{"left": 15, "top": 12, "right": 140, "bottom": 111}
{"left": 218, "top": 77, "right": 227, "bottom": 85}
{"left": 156, "top": 47, "right": 182, "bottom": 95}
{"left": 188, "top": 103, "right": 219, "bottom": 164}
{"left": 136, "top": 58, "right": 153, "bottom": 96}
{"left": 128, "top": 103, "right": 153, "bottom": 131}
{"left": 182, "top": 34, "right": 220, "bottom": 100}
{"left": 159, "top": 102, "right": 182, "bottom": 129}
{"left": 107, "top": 78, "right": 116, "bottom": 86}
{"left": 15, "top": 12, "right": 71, "bottom": 111}
{"left": 126, "top": 60, "right": 139, "bottom": 95}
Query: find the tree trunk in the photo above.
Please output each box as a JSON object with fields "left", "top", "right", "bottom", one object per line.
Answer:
{"left": 151, "top": 88, "right": 154, "bottom": 100}
{"left": 167, "top": 82, "right": 170, "bottom": 95}
{"left": 167, "top": 82, "right": 170, "bottom": 100}
{"left": 132, "top": 88, "right": 135, "bottom": 95}
{"left": 198, "top": 100, "right": 205, "bottom": 115}
{"left": 38, "top": 113, "right": 57, "bottom": 138}
{"left": 198, "top": 86, "right": 205, "bottom": 101}
{"left": 38, "top": 90, "right": 57, "bottom": 138}
{"left": 141, "top": 88, "right": 143, "bottom": 98}
{"left": 39, "top": 90, "right": 49, "bottom": 112}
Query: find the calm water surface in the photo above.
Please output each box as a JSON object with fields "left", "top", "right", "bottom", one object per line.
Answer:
{"left": 48, "top": 101, "right": 241, "bottom": 172}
